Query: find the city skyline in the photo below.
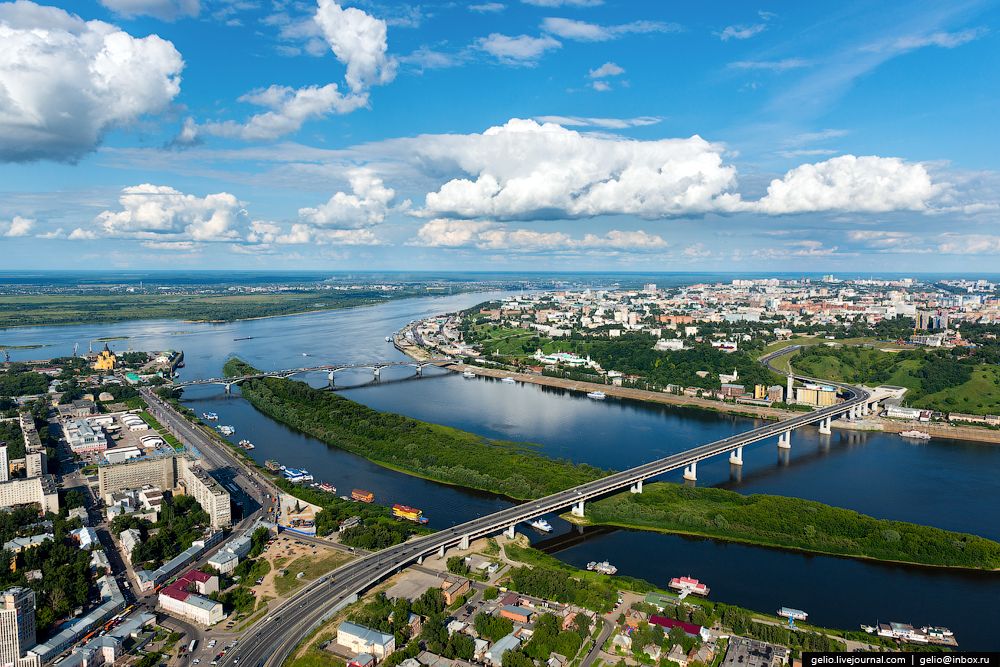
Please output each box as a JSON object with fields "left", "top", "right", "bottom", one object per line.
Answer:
{"left": 1, "top": 0, "right": 998, "bottom": 270}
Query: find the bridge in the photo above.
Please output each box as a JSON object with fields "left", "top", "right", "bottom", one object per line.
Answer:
{"left": 171, "top": 358, "right": 454, "bottom": 392}
{"left": 222, "top": 359, "right": 884, "bottom": 667}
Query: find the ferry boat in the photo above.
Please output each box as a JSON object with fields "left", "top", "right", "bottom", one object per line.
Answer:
{"left": 586, "top": 391, "right": 606, "bottom": 400}
{"left": 462, "top": 371, "right": 476, "bottom": 379}
{"left": 899, "top": 430, "right": 931, "bottom": 440}
{"left": 318, "top": 482, "right": 337, "bottom": 494}
{"left": 282, "top": 467, "right": 313, "bottom": 483}
{"left": 392, "top": 504, "right": 430, "bottom": 525}
{"left": 527, "top": 519, "right": 553, "bottom": 533}
{"left": 238, "top": 439, "right": 255, "bottom": 450}
{"left": 218, "top": 425, "right": 235, "bottom": 436}
{"left": 501, "top": 377, "right": 516, "bottom": 384}
{"left": 351, "top": 489, "right": 375, "bottom": 503}
{"left": 669, "top": 576, "right": 710, "bottom": 596}
{"left": 778, "top": 607, "right": 808, "bottom": 621}
{"left": 202, "top": 412, "right": 218, "bottom": 421}
{"left": 264, "top": 459, "right": 281, "bottom": 472}
{"left": 587, "top": 561, "right": 618, "bottom": 575}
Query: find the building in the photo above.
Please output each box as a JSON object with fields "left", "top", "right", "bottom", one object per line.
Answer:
{"left": 767, "top": 385, "right": 784, "bottom": 403}
{"left": 24, "top": 452, "right": 46, "bottom": 480}
{"left": 440, "top": 577, "right": 470, "bottom": 606}
{"left": 0, "top": 445, "right": 8, "bottom": 483}
{"left": 58, "top": 400, "right": 97, "bottom": 419}
{"left": 119, "top": 529, "right": 142, "bottom": 563}
{"left": 0, "top": 587, "right": 37, "bottom": 667}
{"left": 720, "top": 637, "right": 788, "bottom": 667}
{"left": 499, "top": 605, "right": 532, "bottom": 624}
{"left": 2, "top": 534, "right": 52, "bottom": 555}
{"left": 97, "top": 453, "right": 231, "bottom": 529}
{"left": 207, "top": 551, "right": 239, "bottom": 575}
{"left": 0, "top": 476, "right": 59, "bottom": 514}
{"left": 65, "top": 420, "right": 107, "bottom": 455}
{"left": 648, "top": 616, "right": 710, "bottom": 642}
{"left": 884, "top": 405, "right": 923, "bottom": 421}
{"left": 720, "top": 384, "right": 745, "bottom": 398}
{"left": 93, "top": 344, "right": 116, "bottom": 372}
{"left": 337, "top": 621, "right": 395, "bottom": 659}
{"left": 795, "top": 384, "right": 838, "bottom": 407}
{"left": 484, "top": 634, "right": 520, "bottom": 667}
{"left": 103, "top": 446, "right": 143, "bottom": 465}
{"left": 158, "top": 570, "right": 223, "bottom": 626}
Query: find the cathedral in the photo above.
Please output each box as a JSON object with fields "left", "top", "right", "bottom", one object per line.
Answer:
{"left": 93, "top": 343, "right": 116, "bottom": 371}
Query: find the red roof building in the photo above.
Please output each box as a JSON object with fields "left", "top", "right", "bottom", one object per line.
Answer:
{"left": 649, "top": 616, "right": 705, "bottom": 639}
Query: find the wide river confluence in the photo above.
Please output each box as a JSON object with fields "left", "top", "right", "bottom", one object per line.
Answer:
{"left": 3, "top": 292, "right": 999, "bottom": 648}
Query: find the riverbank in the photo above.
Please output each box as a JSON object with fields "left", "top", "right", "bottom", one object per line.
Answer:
{"left": 562, "top": 482, "right": 1000, "bottom": 571}
{"left": 225, "top": 358, "right": 608, "bottom": 501}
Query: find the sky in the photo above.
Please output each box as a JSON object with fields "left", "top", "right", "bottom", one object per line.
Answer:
{"left": 1, "top": 0, "right": 999, "bottom": 272}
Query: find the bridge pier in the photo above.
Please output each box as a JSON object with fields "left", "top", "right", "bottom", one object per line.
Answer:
{"left": 571, "top": 500, "right": 585, "bottom": 517}
{"left": 683, "top": 461, "right": 697, "bottom": 482}
{"left": 328, "top": 371, "right": 335, "bottom": 385}
{"left": 869, "top": 401, "right": 878, "bottom": 415}
{"left": 416, "top": 365, "right": 423, "bottom": 376}
{"left": 459, "top": 535, "right": 470, "bottom": 551}
{"left": 729, "top": 446, "right": 744, "bottom": 466}
{"left": 224, "top": 383, "right": 232, "bottom": 395}
{"left": 778, "top": 431, "right": 791, "bottom": 449}
{"left": 373, "top": 367, "right": 381, "bottom": 380}
{"left": 417, "top": 556, "right": 423, "bottom": 565}
{"left": 438, "top": 545, "right": 445, "bottom": 559}
{"left": 630, "top": 480, "right": 643, "bottom": 494}
{"left": 818, "top": 417, "right": 832, "bottom": 435}
{"left": 504, "top": 524, "right": 515, "bottom": 539}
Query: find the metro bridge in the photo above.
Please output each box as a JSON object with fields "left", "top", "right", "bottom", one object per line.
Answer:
{"left": 171, "top": 358, "right": 455, "bottom": 392}
{"left": 221, "top": 363, "right": 886, "bottom": 667}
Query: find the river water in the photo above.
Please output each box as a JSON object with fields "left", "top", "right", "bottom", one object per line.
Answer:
{"left": 3, "top": 292, "right": 999, "bottom": 648}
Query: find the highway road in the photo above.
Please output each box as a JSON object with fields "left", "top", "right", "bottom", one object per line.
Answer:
{"left": 220, "top": 367, "right": 871, "bottom": 667}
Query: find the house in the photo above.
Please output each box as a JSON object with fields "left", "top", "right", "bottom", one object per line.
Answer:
{"left": 70, "top": 527, "right": 99, "bottom": 549}
{"left": 348, "top": 654, "right": 376, "bottom": 667}
{"left": 337, "top": 621, "right": 396, "bottom": 659}
{"left": 643, "top": 644, "right": 662, "bottom": 662}
{"left": 547, "top": 653, "right": 568, "bottom": 667}
{"left": 610, "top": 633, "right": 632, "bottom": 652}
{"left": 667, "top": 644, "right": 688, "bottom": 667}
{"left": 484, "top": 634, "right": 520, "bottom": 667}
{"left": 649, "top": 616, "right": 710, "bottom": 642}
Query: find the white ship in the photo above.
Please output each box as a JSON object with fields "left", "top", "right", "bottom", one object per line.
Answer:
{"left": 462, "top": 371, "right": 476, "bottom": 378}
{"left": 218, "top": 425, "right": 235, "bottom": 436}
{"left": 899, "top": 430, "right": 931, "bottom": 440}
{"left": 385, "top": 336, "right": 393, "bottom": 342}
{"left": 527, "top": 519, "right": 553, "bottom": 533}
{"left": 587, "top": 391, "right": 606, "bottom": 400}
{"left": 587, "top": 561, "right": 618, "bottom": 575}
{"left": 238, "top": 439, "right": 255, "bottom": 450}
{"left": 501, "top": 377, "right": 516, "bottom": 384}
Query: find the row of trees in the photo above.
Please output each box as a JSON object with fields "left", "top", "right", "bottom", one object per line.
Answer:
{"left": 236, "top": 368, "right": 608, "bottom": 501}
{"left": 0, "top": 365, "right": 49, "bottom": 397}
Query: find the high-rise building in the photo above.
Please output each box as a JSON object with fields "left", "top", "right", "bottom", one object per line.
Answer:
{"left": 0, "top": 444, "right": 9, "bottom": 483}
{"left": 0, "top": 587, "right": 37, "bottom": 667}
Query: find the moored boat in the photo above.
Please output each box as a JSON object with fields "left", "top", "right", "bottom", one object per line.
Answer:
{"left": 501, "top": 377, "right": 516, "bottom": 384}
{"left": 586, "top": 391, "right": 606, "bottom": 400}
{"left": 778, "top": 607, "right": 808, "bottom": 621}
{"left": 238, "top": 439, "right": 255, "bottom": 450}
{"left": 392, "top": 504, "right": 430, "bottom": 524}
{"left": 527, "top": 519, "right": 553, "bottom": 533}
{"left": 218, "top": 425, "right": 235, "bottom": 436}
{"left": 351, "top": 489, "right": 375, "bottom": 503}
{"left": 669, "top": 576, "right": 710, "bottom": 596}
{"left": 587, "top": 561, "right": 618, "bottom": 575}
{"left": 318, "top": 482, "right": 337, "bottom": 493}
{"left": 462, "top": 371, "right": 476, "bottom": 378}
{"left": 899, "top": 430, "right": 931, "bottom": 440}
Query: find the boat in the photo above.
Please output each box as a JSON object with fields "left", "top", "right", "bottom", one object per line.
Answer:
{"left": 218, "top": 425, "right": 235, "bottom": 436}
{"left": 778, "top": 607, "right": 808, "bottom": 621}
{"left": 527, "top": 519, "right": 552, "bottom": 533}
{"left": 669, "top": 576, "right": 710, "bottom": 596}
{"left": 462, "top": 371, "right": 476, "bottom": 379}
{"left": 318, "top": 482, "right": 337, "bottom": 494}
{"left": 264, "top": 459, "right": 281, "bottom": 472}
{"left": 501, "top": 377, "right": 516, "bottom": 384}
{"left": 586, "top": 391, "right": 606, "bottom": 400}
{"left": 899, "top": 430, "right": 931, "bottom": 440}
{"left": 233, "top": 336, "right": 253, "bottom": 341}
{"left": 351, "top": 489, "right": 375, "bottom": 503}
{"left": 586, "top": 561, "right": 618, "bottom": 575}
{"left": 238, "top": 439, "right": 255, "bottom": 450}
{"left": 385, "top": 336, "right": 393, "bottom": 342}
{"left": 282, "top": 467, "right": 313, "bottom": 483}
{"left": 201, "top": 412, "right": 218, "bottom": 421}
{"left": 392, "top": 504, "right": 430, "bottom": 524}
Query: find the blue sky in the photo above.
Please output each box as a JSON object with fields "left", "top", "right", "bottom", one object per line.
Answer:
{"left": 1, "top": 0, "right": 998, "bottom": 271}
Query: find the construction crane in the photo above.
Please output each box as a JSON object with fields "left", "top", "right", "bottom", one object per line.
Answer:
{"left": 73, "top": 342, "right": 79, "bottom": 357}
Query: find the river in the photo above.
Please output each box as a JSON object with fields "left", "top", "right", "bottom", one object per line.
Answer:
{"left": 3, "top": 291, "right": 999, "bottom": 649}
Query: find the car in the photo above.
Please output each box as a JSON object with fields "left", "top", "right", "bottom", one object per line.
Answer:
{"left": 210, "top": 662, "right": 217, "bottom": 666}
{"left": 209, "top": 640, "right": 217, "bottom": 648}
{"left": 193, "top": 660, "right": 201, "bottom": 664}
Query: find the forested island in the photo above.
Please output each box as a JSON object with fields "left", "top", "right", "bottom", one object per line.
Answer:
{"left": 224, "top": 358, "right": 607, "bottom": 500}
{"left": 577, "top": 482, "right": 1000, "bottom": 570}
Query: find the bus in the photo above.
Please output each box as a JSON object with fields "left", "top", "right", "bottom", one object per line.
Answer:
{"left": 189, "top": 640, "right": 198, "bottom": 653}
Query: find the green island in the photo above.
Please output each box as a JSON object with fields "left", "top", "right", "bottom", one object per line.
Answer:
{"left": 575, "top": 482, "right": 1000, "bottom": 570}
{"left": 224, "top": 357, "right": 607, "bottom": 500}
{"left": 790, "top": 343, "right": 1000, "bottom": 415}
{"left": 0, "top": 288, "right": 430, "bottom": 328}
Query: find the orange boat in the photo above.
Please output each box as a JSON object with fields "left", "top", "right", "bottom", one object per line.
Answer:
{"left": 351, "top": 489, "right": 375, "bottom": 503}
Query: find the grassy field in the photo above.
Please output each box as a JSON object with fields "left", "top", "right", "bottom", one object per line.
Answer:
{"left": 139, "top": 411, "right": 184, "bottom": 450}
{"left": 273, "top": 551, "right": 352, "bottom": 596}
{"left": 582, "top": 482, "right": 1000, "bottom": 569}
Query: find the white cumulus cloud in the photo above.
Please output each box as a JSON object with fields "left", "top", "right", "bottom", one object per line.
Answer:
{"left": 938, "top": 234, "right": 1000, "bottom": 255}
{"left": 718, "top": 23, "right": 765, "bottom": 41}
{"left": 532, "top": 115, "right": 661, "bottom": 129}
{"left": 751, "top": 155, "right": 939, "bottom": 214}
{"left": 98, "top": 0, "right": 199, "bottom": 21}
{"left": 588, "top": 61, "right": 624, "bottom": 78}
{"left": 314, "top": 0, "right": 397, "bottom": 92}
{"left": 541, "top": 17, "right": 678, "bottom": 42}
{"left": 412, "top": 219, "right": 666, "bottom": 253}
{"left": 0, "top": 1, "right": 184, "bottom": 162}
{"left": 95, "top": 184, "right": 246, "bottom": 242}
{"left": 297, "top": 169, "right": 395, "bottom": 228}
{"left": 3, "top": 215, "right": 34, "bottom": 237}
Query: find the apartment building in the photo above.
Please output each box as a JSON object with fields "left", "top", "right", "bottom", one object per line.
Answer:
{"left": 0, "top": 587, "right": 39, "bottom": 667}
{"left": 0, "top": 476, "right": 59, "bottom": 514}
